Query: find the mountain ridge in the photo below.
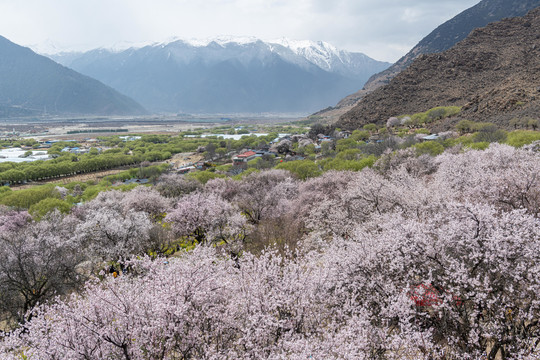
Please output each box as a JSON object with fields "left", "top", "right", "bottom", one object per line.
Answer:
{"left": 0, "top": 35, "right": 147, "bottom": 117}
{"left": 313, "top": 0, "right": 540, "bottom": 122}
{"left": 49, "top": 37, "right": 384, "bottom": 76}
{"left": 48, "top": 37, "right": 390, "bottom": 114}
{"left": 361, "top": 0, "right": 540, "bottom": 93}
{"left": 337, "top": 7, "right": 540, "bottom": 130}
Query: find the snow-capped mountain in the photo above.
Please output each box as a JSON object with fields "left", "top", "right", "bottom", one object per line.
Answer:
{"left": 270, "top": 38, "right": 376, "bottom": 75}
{"left": 48, "top": 37, "right": 390, "bottom": 113}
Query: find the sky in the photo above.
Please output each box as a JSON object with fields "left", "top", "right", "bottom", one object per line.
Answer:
{"left": 0, "top": 0, "right": 480, "bottom": 63}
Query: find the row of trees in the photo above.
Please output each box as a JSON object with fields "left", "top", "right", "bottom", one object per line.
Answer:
{"left": 0, "top": 154, "right": 140, "bottom": 184}
{"left": 0, "top": 143, "right": 539, "bottom": 358}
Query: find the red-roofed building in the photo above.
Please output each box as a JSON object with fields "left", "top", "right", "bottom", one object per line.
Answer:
{"left": 233, "top": 151, "right": 258, "bottom": 168}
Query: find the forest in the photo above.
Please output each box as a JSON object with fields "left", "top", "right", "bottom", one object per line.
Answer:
{"left": 0, "top": 131, "right": 538, "bottom": 358}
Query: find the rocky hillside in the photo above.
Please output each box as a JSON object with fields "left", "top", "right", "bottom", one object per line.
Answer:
{"left": 49, "top": 38, "right": 390, "bottom": 114}
{"left": 361, "top": 0, "right": 540, "bottom": 92}
{"left": 313, "top": 0, "right": 540, "bottom": 122}
{"left": 338, "top": 7, "right": 540, "bottom": 130}
{"left": 0, "top": 36, "right": 146, "bottom": 117}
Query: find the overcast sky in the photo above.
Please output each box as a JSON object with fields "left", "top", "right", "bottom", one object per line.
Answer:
{"left": 0, "top": 0, "right": 480, "bottom": 62}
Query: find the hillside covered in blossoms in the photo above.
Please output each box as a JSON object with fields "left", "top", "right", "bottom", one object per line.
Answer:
{"left": 1, "top": 142, "right": 539, "bottom": 359}
{"left": 1, "top": 2, "right": 540, "bottom": 359}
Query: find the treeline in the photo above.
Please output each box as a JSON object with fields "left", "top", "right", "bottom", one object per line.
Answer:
{"left": 67, "top": 129, "right": 128, "bottom": 134}
{"left": 0, "top": 163, "right": 169, "bottom": 210}
{"left": 0, "top": 153, "right": 140, "bottom": 184}
{"left": 0, "top": 138, "right": 39, "bottom": 149}
{"left": 99, "top": 132, "right": 279, "bottom": 157}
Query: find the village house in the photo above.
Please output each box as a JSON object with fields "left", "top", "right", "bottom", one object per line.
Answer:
{"left": 232, "top": 150, "right": 257, "bottom": 168}
{"left": 178, "top": 166, "right": 196, "bottom": 174}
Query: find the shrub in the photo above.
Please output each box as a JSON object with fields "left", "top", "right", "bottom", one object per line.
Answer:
{"left": 320, "top": 156, "right": 377, "bottom": 172}
{"left": 335, "top": 138, "right": 358, "bottom": 152}
{"left": 505, "top": 130, "right": 540, "bottom": 148}
{"left": 29, "top": 198, "right": 72, "bottom": 220}
{"left": 0, "top": 186, "right": 12, "bottom": 198}
{"left": 363, "top": 124, "right": 378, "bottom": 133}
{"left": 413, "top": 141, "right": 445, "bottom": 156}
{"left": 351, "top": 130, "right": 370, "bottom": 142}
{"left": 0, "top": 185, "right": 60, "bottom": 209}
{"left": 467, "top": 142, "right": 490, "bottom": 150}
{"left": 473, "top": 127, "right": 507, "bottom": 143}
{"left": 456, "top": 119, "right": 476, "bottom": 134}
{"left": 336, "top": 149, "right": 362, "bottom": 161}
{"left": 403, "top": 106, "right": 462, "bottom": 127}
{"left": 276, "top": 160, "right": 321, "bottom": 180}
{"left": 186, "top": 171, "right": 226, "bottom": 184}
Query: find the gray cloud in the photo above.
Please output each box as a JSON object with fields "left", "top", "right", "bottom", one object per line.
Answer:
{"left": 0, "top": 0, "right": 479, "bottom": 62}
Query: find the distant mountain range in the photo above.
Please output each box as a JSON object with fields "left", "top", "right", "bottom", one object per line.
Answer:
{"left": 48, "top": 38, "right": 391, "bottom": 114}
{"left": 338, "top": 6, "right": 540, "bottom": 130}
{"left": 0, "top": 35, "right": 146, "bottom": 117}
{"left": 316, "top": 0, "right": 540, "bottom": 122}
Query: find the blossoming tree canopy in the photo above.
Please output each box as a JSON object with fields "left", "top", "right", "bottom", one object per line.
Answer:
{"left": 0, "top": 143, "right": 539, "bottom": 359}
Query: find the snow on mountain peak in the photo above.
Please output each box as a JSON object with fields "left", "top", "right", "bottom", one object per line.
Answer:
{"left": 44, "top": 35, "right": 386, "bottom": 79}
{"left": 271, "top": 38, "right": 337, "bottom": 54}
{"left": 268, "top": 38, "right": 348, "bottom": 71}
{"left": 181, "top": 35, "right": 262, "bottom": 48}
{"left": 146, "top": 36, "right": 362, "bottom": 73}
{"left": 164, "top": 36, "right": 359, "bottom": 72}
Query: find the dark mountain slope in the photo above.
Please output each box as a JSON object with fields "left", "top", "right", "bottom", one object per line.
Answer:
{"left": 338, "top": 7, "right": 540, "bottom": 130}
{"left": 361, "top": 0, "right": 540, "bottom": 92}
{"left": 0, "top": 36, "right": 146, "bottom": 116}
{"left": 316, "top": 0, "right": 540, "bottom": 123}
